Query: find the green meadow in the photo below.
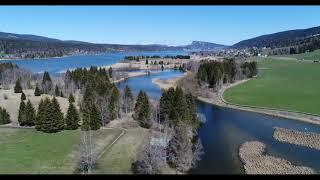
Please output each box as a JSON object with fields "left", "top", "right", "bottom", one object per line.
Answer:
{"left": 0, "top": 127, "right": 121, "bottom": 174}
{"left": 223, "top": 57, "right": 320, "bottom": 115}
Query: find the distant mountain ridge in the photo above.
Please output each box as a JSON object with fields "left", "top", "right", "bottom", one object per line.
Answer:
{"left": 0, "top": 32, "right": 63, "bottom": 43}
{"left": 181, "top": 41, "right": 227, "bottom": 51}
{"left": 0, "top": 31, "right": 226, "bottom": 59}
{"left": 232, "top": 26, "right": 320, "bottom": 49}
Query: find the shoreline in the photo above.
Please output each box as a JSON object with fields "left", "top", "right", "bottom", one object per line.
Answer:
{"left": 151, "top": 72, "right": 188, "bottom": 90}
{"left": 159, "top": 71, "right": 320, "bottom": 126}
{"left": 0, "top": 53, "right": 107, "bottom": 61}
{"left": 112, "top": 71, "right": 150, "bottom": 83}
{"left": 196, "top": 79, "right": 320, "bottom": 126}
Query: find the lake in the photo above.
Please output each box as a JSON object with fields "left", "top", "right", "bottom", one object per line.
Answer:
{"left": 1, "top": 50, "right": 187, "bottom": 75}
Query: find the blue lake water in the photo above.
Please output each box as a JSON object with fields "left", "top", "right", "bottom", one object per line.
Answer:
{"left": 2, "top": 50, "right": 186, "bottom": 74}
{"left": 117, "top": 69, "right": 184, "bottom": 100}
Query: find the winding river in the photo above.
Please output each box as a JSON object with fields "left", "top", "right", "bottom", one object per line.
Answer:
{"left": 116, "top": 70, "right": 320, "bottom": 174}
{"left": 4, "top": 52, "right": 320, "bottom": 174}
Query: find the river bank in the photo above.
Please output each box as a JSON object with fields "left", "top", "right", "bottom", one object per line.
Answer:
{"left": 273, "top": 127, "right": 320, "bottom": 151}
{"left": 195, "top": 79, "right": 320, "bottom": 126}
{"left": 112, "top": 71, "right": 150, "bottom": 83}
{"left": 151, "top": 72, "right": 188, "bottom": 90}
{"left": 239, "top": 141, "right": 316, "bottom": 174}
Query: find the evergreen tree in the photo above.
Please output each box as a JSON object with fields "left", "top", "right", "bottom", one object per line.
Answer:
{"left": 124, "top": 85, "right": 134, "bottom": 113}
{"left": 42, "top": 71, "right": 52, "bottom": 82}
{"left": 18, "top": 100, "right": 26, "bottom": 126}
{"left": 14, "top": 79, "right": 23, "bottom": 93}
{"left": 108, "top": 67, "right": 113, "bottom": 78}
{"left": 134, "top": 90, "right": 145, "bottom": 117}
{"left": 160, "top": 87, "right": 175, "bottom": 122}
{"left": 21, "top": 91, "right": 26, "bottom": 101}
{"left": 65, "top": 102, "right": 80, "bottom": 130}
{"left": 81, "top": 101, "right": 101, "bottom": 131}
{"left": 55, "top": 85, "right": 60, "bottom": 96}
{"left": 172, "top": 87, "right": 189, "bottom": 123}
{"left": 138, "top": 92, "right": 152, "bottom": 128}
{"left": 134, "top": 91, "right": 152, "bottom": 128}
{"left": 35, "top": 99, "right": 46, "bottom": 131}
{"left": 69, "top": 93, "right": 75, "bottom": 103}
{"left": 24, "top": 100, "right": 36, "bottom": 126}
{"left": 108, "top": 87, "right": 120, "bottom": 120}
{"left": 36, "top": 98, "right": 51, "bottom": 131}
{"left": 51, "top": 97, "right": 65, "bottom": 131}
{"left": 0, "top": 107, "right": 11, "bottom": 125}
{"left": 34, "top": 84, "right": 42, "bottom": 96}
{"left": 42, "top": 71, "right": 52, "bottom": 94}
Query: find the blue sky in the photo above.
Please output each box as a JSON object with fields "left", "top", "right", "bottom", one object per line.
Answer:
{"left": 0, "top": 6, "right": 320, "bottom": 46}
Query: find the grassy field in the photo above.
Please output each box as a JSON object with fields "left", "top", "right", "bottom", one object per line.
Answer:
{"left": 223, "top": 58, "right": 320, "bottom": 115}
{"left": 94, "top": 127, "right": 150, "bottom": 174}
{"left": 272, "top": 49, "right": 320, "bottom": 61}
{"left": 0, "top": 127, "right": 122, "bottom": 174}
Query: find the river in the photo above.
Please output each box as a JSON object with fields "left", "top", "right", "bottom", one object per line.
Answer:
{"left": 116, "top": 69, "right": 320, "bottom": 174}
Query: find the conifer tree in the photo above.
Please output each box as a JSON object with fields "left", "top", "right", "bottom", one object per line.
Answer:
{"left": 108, "top": 67, "right": 113, "bottom": 78}
{"left": 42, "top": 71, "right": 52, "bottom": 94}
{"left": 25, "top": 100, "right": 36, "bottom": 126}
{"left": 14, "top": 79, "right": 23, "bottom": 93}
{"left": 18, "top": 100, "right": 26, "bottom": 126}
{"left": 35, "top": 99, "right": 46, "bottom": 131}
{"left": 81, "top": 101, "right": 101, "bottom": 131}
{"left": 0, "top": 107, "right": 11, "bottom": 125}
{"left": 108, "top": 87, "right": 120, "bottom": 120}
{"left": 34, "top": 84, "right": 42, "bottom": 96}
{"left": 124, "top": 85, "right": 134, "bottom": 113}
{"left": 55, "top": 85, "right": 60, "bottom": 96}
{"left": 51, "top": 97, "right": 65, "bottom": 131}
{"left": 69, "top": 93, "right": 75, "bottom": 103}
{"left": 172, "top": 87, "right": 189, "bottom": 123}
{"left": 134, "top": 90, "right": 145, "bottom": 118}
{"left": 134, "top": 91, "right": 152, "bottom": 128}
{"left": 65, "top": 101, "right": 80, "bottom": 130}
{"left": 36, "top": 98, "right": 51, "bottom": 131}
{"left": 21, "top": 91, "right": 26, "bottom": 101}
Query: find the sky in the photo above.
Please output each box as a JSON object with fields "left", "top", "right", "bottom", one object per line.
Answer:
{"left": 0, "top": 6, "right": 320, "bottom": 46}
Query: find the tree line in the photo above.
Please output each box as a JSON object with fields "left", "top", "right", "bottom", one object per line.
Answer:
{"left": 196, "top": 58, "right": 257, "bottom": 90}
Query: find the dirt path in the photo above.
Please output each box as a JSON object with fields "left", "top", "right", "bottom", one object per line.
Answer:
{"left": 97, "top": 127, "right": 127, "bottom": 160}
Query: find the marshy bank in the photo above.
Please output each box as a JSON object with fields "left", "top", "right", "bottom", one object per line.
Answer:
{"left": 273, "top": 127, "right": 320, "bottom": 151}
{"left": 239, "top": 141, "right": 316, "bottom": 174}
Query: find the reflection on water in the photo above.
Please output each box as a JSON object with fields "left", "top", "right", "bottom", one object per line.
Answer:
{"left": 116, "top": 69, "right": 184, "bottom": 100}
{"left": 191, "top": 101, "right": 320, "bottom": 174}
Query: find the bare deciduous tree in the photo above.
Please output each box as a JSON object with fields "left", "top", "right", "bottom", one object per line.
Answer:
{"left": 74, "top": 130, "right": 96, "bottom": 174}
